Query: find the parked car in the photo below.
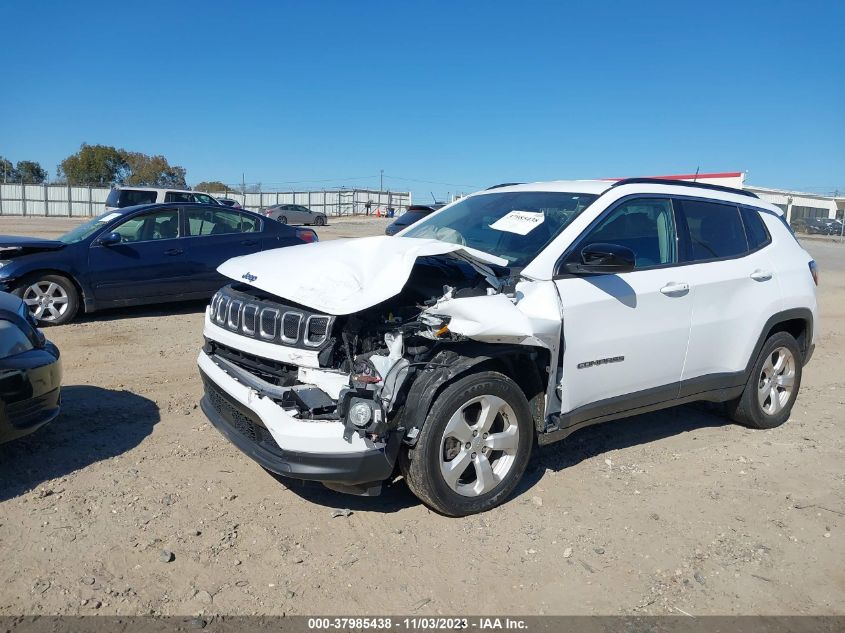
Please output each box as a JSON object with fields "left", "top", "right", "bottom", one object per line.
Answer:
{"left": 105, "top": 187, "right": 221, "bottom": 211}
{"left": 384, "top": 204, "right": 445, "bottom": 236}
{"left": 198, "top": 178, "right": 817, "bottom": 516}
{"left": 0, "top": 291, "right": 62, "bottom": 443}
{"left": 262, "top": 204, "right": 327, "bottom": 226}
{"left": 791, "top": 216, "right": 841, "bottom": 235}
{"left": 0, "top": 203, "right": 318, "bottom": 325}
{"left": 217, "top": 198, "right": 242, "bottom": 209}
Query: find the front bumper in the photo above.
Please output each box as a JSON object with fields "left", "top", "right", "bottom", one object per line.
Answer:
{"left": 198, "top": 350, "right": 401, "bottom": 485}
{"left": 0, "top": 343, "right": 62, "bottom": 443}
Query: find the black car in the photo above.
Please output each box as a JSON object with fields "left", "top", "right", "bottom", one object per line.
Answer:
{"left": 791, "top": 217, "right": 841, "bottom": 235}
{"left": 0, "top": 203, "right": 318, "bottom": 325}
{"left": 0, "top": 291, "right": 61, "bottom": 443}
{"left": 384, "top": 204, "right": 444, "bottom": 236}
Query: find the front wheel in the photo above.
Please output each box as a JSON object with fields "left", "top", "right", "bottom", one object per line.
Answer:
{"left": 14, "top": 274, "right": 79, "bottom": 325}
{"left": 400, "top": 371, "right": 534, "bottom": 516}
{"left": 315, "top": 215, "right": 326, "bottom": 226}
{"left": 725, "top": 332, "right": 803, "bottom": 429}
{"left": 278, "top": 215, "right": 287, "bottom": 224}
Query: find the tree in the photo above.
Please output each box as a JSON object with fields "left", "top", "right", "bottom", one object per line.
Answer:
{"left": 194, "top": 180, "right": 229, "bottom": 193}
{"left": 0, "top": 156, "right": 19, "bottom": 182}
{"left": 122, "top": 152, "right": 187, "bottom": 188}
{"left": 58, "top": 144, "right": 129, "bottom": 186}
{"left": 16, "top": 160, "right": 47, "bottom": 184}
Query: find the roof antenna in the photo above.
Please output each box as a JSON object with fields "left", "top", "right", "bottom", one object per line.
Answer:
{"left": 693, "top": 166, "right": 700, "bottom": 182}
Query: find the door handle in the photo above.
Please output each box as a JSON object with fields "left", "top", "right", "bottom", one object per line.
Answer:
{"left": 240, "top": 240, "right": 258, "bottom": 246}
{"left": 660, "top": 282, "right": 690, "bottom": 296}
{"left": 164, "top": 248, "right": 183, "bottom": 256}
{"left": 750, "top": 269, "right": 773, "bottom": 281}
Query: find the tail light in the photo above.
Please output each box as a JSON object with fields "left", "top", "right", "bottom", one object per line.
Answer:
{"left": 296, "top": 228, "right": 318, "bottom": 243}
{"left": 809, "top": 260, "right": 819, "bottom": 285}
{"left": 263, "top": 210, "right": 272, "bottom": 216}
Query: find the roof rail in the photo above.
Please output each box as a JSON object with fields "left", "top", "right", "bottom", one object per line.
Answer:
{"left": 610, "top": 177, "right": 758, "bottom": 199}
{"left": 486, "top": 182, "right": 524, "bottom": 190}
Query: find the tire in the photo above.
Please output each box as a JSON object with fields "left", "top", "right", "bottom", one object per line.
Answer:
{"left": 278, "top": 215, "right": 287, "bottom": 225}
{"left": 13, "top": 273, "right": 79, "bottom": 326}
{"left": 315, "top": 215, "right": 326, "bottom": 226}
{"left": 400, "top": 371, "right": 533, "bottom": 516}
{"left": 725, "top": 332, "right": 803, "bottom": 429}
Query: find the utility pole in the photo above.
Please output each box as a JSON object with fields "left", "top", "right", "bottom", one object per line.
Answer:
{"left": 380, "top": 169, "right": 384, "bottom": 193}
{"left": 242, "top": 172, "right": 246, "bottom": 194}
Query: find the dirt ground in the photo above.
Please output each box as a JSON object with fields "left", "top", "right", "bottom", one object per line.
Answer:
{"left": 0, "top": 215, "right": 842, "bottom": 617}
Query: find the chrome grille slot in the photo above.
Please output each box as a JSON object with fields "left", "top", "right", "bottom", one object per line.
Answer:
{"left": 215, "top": 296, "right": 230, "bottom": 324}
{"left": 259, "top": 308, "right": 280, "bottom": 340}
{"left": 304, "top": 315, "right": 331, "bottom": 347}
{"left": 241, "top": 304, "right": 258, "bottom": 335}
{"left": 281, "top": 312, "right": 302, "bottom": 343}
{"left": 227, "top": 300, "right": 243, "bottom": 329}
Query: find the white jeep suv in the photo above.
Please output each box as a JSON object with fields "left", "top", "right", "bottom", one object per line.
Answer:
{"left": 197, "top": 178, "right": 818, "bottom": 516}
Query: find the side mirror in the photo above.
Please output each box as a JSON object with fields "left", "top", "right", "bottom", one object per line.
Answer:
{"left": 96, "top": 231, "right": 122, "bottom": 246}
{"left": 563, "top": 242, "right": 636, "bottom": 275}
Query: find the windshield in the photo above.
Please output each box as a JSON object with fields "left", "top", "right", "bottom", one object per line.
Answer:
{"left": 58, "top": 211, "right": 123, "bottom": 244}
{"left": 402, "top": 191, "right": 598, "bottom": 266}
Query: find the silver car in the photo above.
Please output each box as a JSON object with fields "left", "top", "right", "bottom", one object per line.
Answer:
{"left": 262, "top": 204, "right": 327, "bottom": 226}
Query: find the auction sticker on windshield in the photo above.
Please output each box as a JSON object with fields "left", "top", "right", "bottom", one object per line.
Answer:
{"left": 489, "top": 210, "right": 545, "bottom": 235}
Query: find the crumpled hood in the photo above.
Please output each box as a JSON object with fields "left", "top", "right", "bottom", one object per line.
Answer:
{"left": 0, "top": 235, "right": 66, "bottom": 256}
{"left": 217, "top": 235, "right": 508, "bottom": 315}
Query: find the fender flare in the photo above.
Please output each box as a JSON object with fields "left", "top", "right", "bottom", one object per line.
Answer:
{"left": 398, "top": 343, "right": 548, "bottom": 444}
{"left": 743, "top": 307, "right": 814, "bottom": 378}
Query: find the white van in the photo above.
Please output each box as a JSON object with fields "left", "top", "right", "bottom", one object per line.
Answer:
{"left": 105, "top": 187, "right": 220, "bottom": 211}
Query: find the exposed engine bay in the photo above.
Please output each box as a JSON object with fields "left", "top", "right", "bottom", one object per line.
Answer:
{"left": 204, "top": 254, "right": 539, "bottom": 445}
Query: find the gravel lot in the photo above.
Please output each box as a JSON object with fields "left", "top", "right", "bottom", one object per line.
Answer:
{"left": 0, "top": 215, "right": 842, "bottom": 616}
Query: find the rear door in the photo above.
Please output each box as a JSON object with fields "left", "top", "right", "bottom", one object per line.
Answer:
{"left": 88, "top": 207, "right": 190, "bottom": 302}
{"left": 674, "top": 198, "right": 781, "bottom": 391}
{"left": 183, "top": 207, "right": 263, "bottom": 294}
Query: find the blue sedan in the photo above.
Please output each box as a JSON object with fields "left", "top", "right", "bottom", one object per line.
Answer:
{"left": 0, "top": 203, "right": 317, "bottom": 325}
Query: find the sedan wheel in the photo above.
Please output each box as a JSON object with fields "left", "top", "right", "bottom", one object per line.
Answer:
{"left": 315, "top": 215, "right": 326, "bottom": 226}
{"left": 17, "top": 274, "right": 79, "bottom": 325}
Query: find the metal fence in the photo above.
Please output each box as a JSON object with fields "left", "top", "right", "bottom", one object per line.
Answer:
{"left": 0, "top": 184, "right": 412, "bottom": 218}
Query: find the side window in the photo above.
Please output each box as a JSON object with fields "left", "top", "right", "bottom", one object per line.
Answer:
{"left": 680, "top": 200, "right": 748, "bottom": 261}
{"left": 240, "top": 213, "right": 260, "bottom": 233}
{"left": 113, "top": 209, "right": 180, "bottom": 243}
{"left": 164, "top": 192, "right": 193, "bottom": 203}
{"left": 740, "top": 207, "right": 771, "bottom": 250}
{"left": 193, "top": 194, "right": 215, "bottom": 205}
{"left": 185, "top": 208, "right": 243, "bottom": 236}
{"left": 580, "top": 198, "right": 676, "bottom": 269}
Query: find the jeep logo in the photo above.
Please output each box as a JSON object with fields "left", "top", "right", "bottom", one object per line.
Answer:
{"left": 242, "top": 272, "right": 257, "bottom": 282}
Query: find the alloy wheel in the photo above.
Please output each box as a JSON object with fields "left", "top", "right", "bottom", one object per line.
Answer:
{"left": 757, "top": 346, "right": 795, "bottom": 415}
{"left": 439, "top": 394, "right": 520, "bottom": 497}
{"left": 23, "top": 281, "right": 70, "bottom": 322}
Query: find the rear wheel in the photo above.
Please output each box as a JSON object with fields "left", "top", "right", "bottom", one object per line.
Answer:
{"left": 401, "top": 371, "right": 533, "bottom": 516}
{"left": 725, "top": 332, "right": 802, "bottom": 429}
{"left": 14, "top": 274, "right": 79, "bottom": 325}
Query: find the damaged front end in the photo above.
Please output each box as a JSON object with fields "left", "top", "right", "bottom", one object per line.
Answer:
{"left": 198, "top": 239, "right": 561, "bottom": 494}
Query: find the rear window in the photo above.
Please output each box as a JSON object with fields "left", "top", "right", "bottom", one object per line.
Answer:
{"left": 107, "top": 189, "right": 157, "bottom": 208}
{"left": 680, "top": 199, "right": 748, "bottom": 261}
{"left": 740, "top": 207, "right": 771, "bottom": 250}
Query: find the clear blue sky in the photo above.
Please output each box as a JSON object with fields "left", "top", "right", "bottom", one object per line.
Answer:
{"left": 2, "top": 0, "right": 843, "bottom": 200}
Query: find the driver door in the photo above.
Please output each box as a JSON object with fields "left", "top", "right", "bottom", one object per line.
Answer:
{"left": 554, "top": 197, "right": 693, "bottom": 420}
{"left": 88, "top": 207, "right": 191, "bottom": 303}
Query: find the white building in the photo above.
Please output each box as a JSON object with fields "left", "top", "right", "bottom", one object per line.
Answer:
{"left": 634, "top": 171, "right": 844, "bottom": 224}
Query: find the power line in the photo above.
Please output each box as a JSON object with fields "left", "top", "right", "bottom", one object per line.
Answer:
{"left": 382, "top": 173, "right": 481, "bottom": 189}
